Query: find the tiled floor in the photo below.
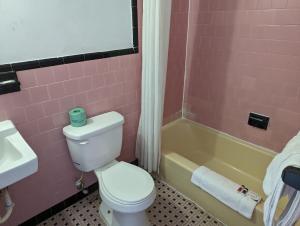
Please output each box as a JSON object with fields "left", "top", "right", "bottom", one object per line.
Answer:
{"left": 38, "top": 177, "right": 224, "bottom": 226}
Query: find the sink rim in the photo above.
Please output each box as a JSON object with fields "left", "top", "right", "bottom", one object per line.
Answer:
{"left": 0, "top": 132, "right": 37, "bottom": 173}
{"left": 0, "top": 120, "right": 38, "bottom": 189}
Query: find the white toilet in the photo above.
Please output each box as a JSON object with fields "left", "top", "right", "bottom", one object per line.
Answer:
{"left": 63, "top": 111, "right": 156, "bottom": 226}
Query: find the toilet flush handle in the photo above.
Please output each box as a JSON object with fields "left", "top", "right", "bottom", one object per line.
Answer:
{"left": 79, "top": 140, "right": 89, "bottom": 145}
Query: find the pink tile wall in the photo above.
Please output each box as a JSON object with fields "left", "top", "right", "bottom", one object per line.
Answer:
{"left": 1, "top": 1, "right": 142, "bottom": 225}
{"left": 184, "top": 0, "right": 300, "bottom": 152}
{"left": 163, "top": 0, "right": 189, "bottom": 123}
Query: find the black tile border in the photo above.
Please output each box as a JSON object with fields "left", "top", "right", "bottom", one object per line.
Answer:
{"left": 1, "top": 1, "right": 138, "bottom": 74}
{"left": 131, "top": 158, "right": 139, "bottom": 166}
{"left": 0, "top": 64, "right": 12, "bottom": 73}
{"left": 19, "top": 159, "right": 139, "bottom": 226}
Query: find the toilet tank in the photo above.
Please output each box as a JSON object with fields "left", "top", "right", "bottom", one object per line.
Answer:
{"left": 63, "top": 111, "right": 124, "bottom": 172}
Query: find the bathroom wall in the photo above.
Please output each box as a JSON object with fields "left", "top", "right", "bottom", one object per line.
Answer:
{"left": 163, "top": 0, "right": 189, "bottom": 123}
{"left": 0, "top": 1, "right": 142, "bottom": 225}
{"left": 184, "top": 0, "right": 300, "bottom": 152}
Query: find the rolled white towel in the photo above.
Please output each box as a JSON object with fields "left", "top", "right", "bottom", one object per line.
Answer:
{"left": 191, "top": 166, "right": 260, "bottom": 219}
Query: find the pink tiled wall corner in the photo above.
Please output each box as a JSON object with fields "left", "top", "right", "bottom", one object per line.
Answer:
{"left": 183, "top": 0, "right": 300, "bottom": 152}
{"left": 163, "top": 0, "right": 189, "bottom": 123}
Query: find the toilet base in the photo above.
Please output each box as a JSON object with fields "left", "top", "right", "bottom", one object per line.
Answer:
{"left": 99, "top": 202, "right": 150, "bottom": 226}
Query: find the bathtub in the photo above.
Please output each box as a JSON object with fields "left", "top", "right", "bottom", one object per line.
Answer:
{"left": 160, "top": 118, "right": 300, "bottom": 226}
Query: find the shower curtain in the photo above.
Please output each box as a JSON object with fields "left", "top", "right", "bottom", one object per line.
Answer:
{"left": 136, "top": 0, "right": 172, "bottom": 173}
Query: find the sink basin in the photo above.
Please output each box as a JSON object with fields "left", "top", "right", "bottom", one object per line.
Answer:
{"left": 0, "top": 120, "right": 38, "bottom": 189}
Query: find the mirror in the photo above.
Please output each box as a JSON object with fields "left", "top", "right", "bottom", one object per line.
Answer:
{"left": 0, "top": 0, "right": 138, "bottom": 71}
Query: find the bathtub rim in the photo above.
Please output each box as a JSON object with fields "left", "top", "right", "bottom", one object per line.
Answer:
{"left": 162, "top": 117, "right": 277, "bottom": 157}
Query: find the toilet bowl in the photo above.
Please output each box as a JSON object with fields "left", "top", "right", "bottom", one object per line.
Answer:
{"left": 63, "top": 112, "right": 156, "bottom": 226}
{"left": 95, "top": 161, "right": 156, "bottom": 226}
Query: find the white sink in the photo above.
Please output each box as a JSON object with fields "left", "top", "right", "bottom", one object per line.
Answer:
{"left": 0, "top": 120, "right": 38, "bottom": 189}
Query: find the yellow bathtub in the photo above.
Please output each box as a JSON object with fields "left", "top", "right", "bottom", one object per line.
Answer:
{"left": 160, "top": 118, "right": 300, "bottom": 226}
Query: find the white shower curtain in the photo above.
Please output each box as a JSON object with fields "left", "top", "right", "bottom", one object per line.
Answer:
{"left": 136, "top": 0, "right": 172, "bottom": 173}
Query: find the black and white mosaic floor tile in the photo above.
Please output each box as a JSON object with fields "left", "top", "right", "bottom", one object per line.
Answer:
{"left": 38, "top": 177, "right": 224, "bottom": 226}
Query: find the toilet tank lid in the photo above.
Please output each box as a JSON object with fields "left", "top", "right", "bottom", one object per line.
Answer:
{"left": 63, "top": 111, "right": 124, "bottom": 140}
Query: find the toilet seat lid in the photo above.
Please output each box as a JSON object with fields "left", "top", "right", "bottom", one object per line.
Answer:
{"left": 101, "top": 161, "right": 155, "bottom": 204}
